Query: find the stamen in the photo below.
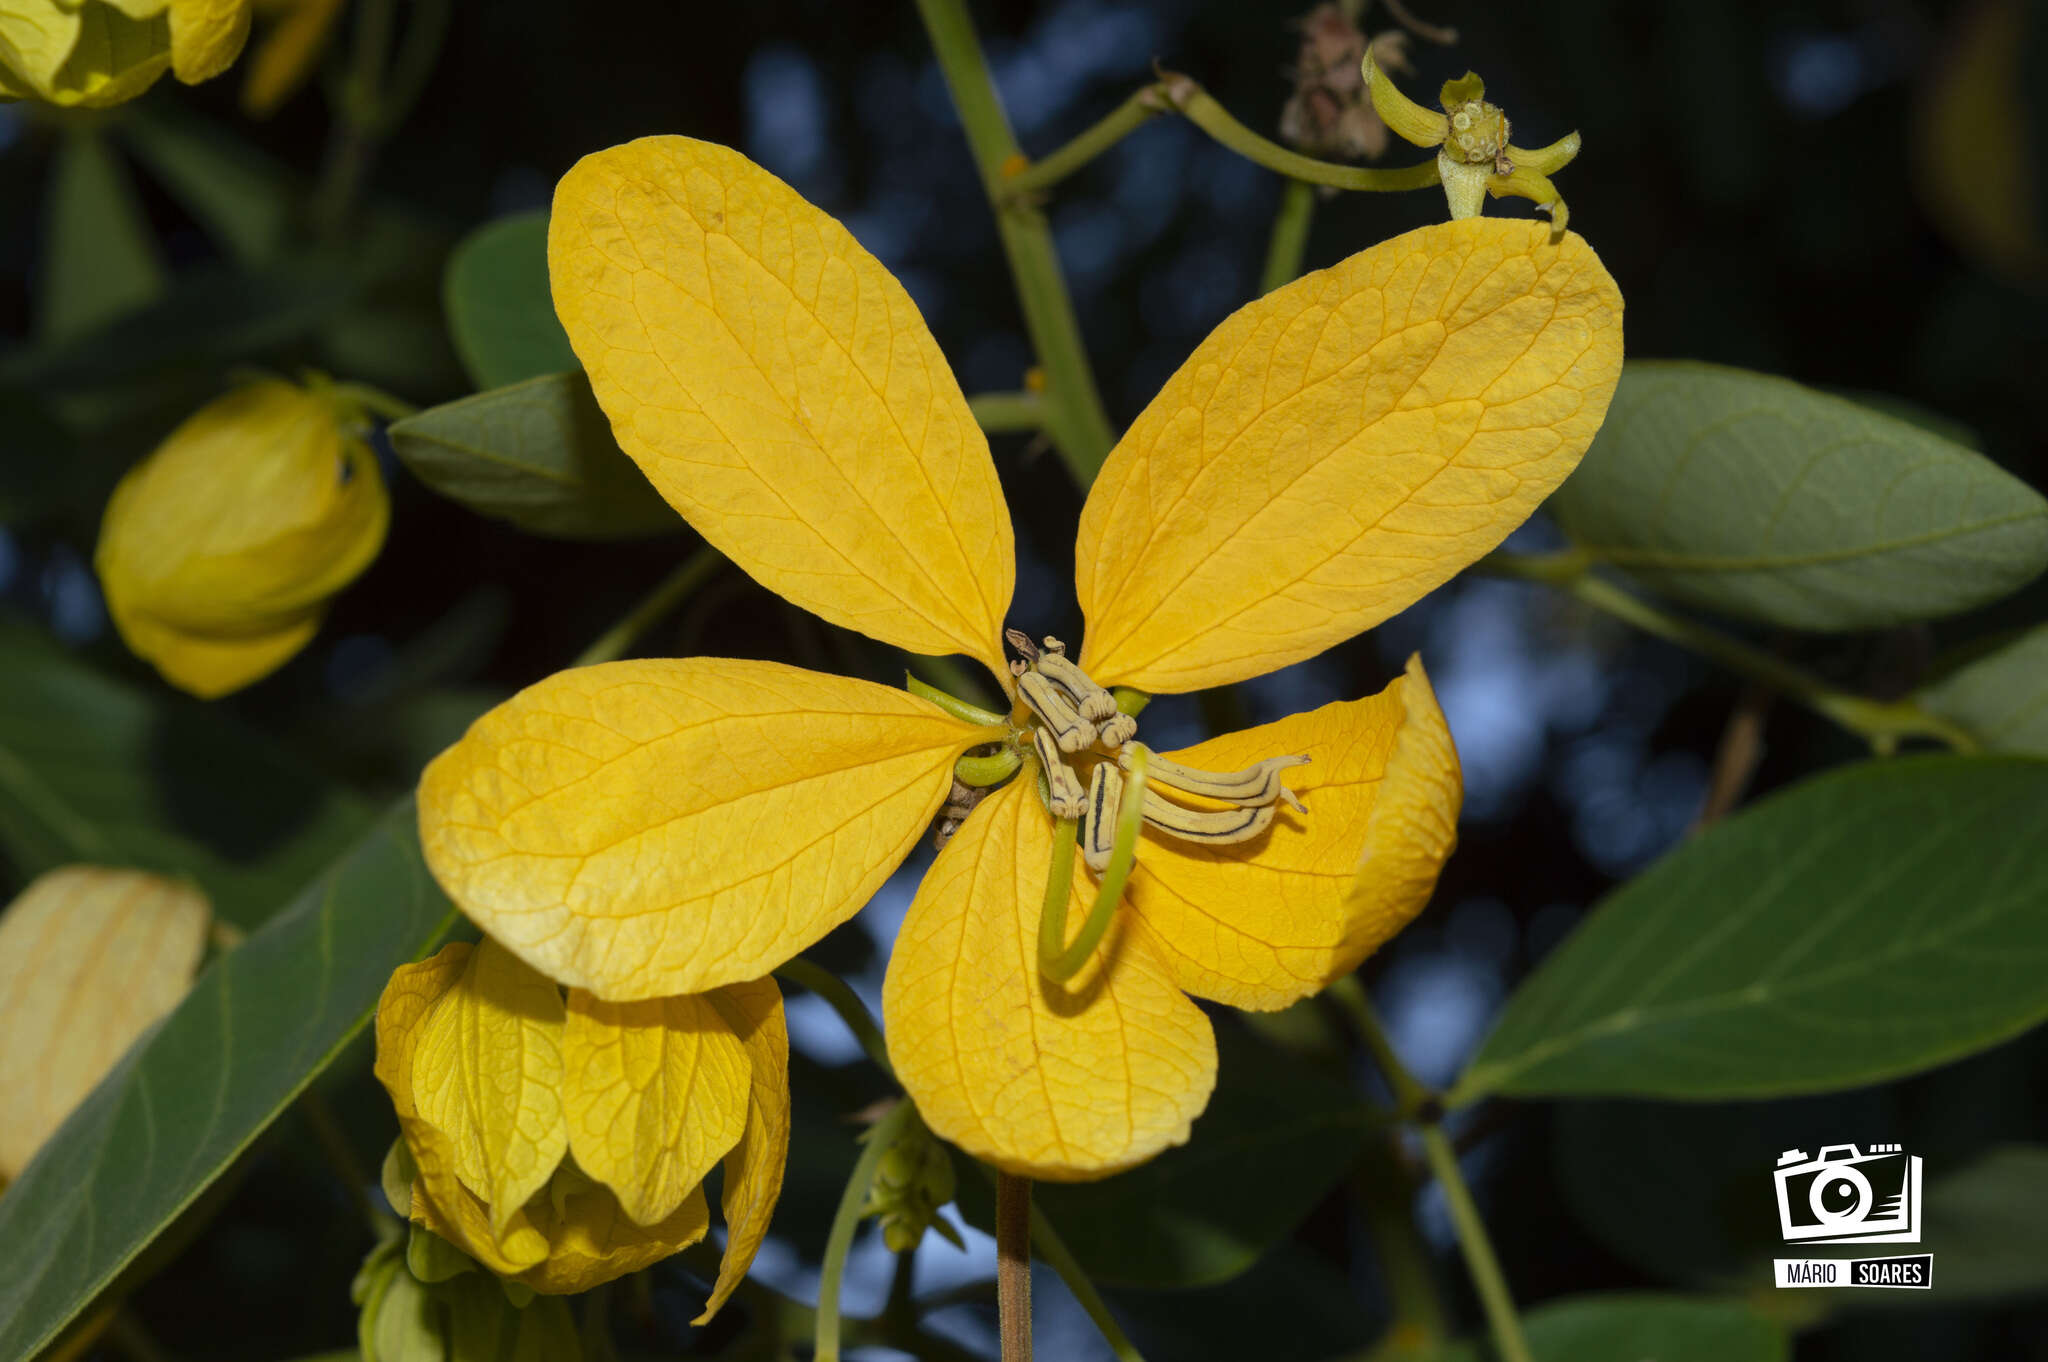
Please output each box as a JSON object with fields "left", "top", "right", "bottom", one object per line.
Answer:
{"left": 1140, "top": 790, "right": 1278, "bottom": 845}
{"left": 1032, "top": 639, "right": 1138, "bottom": 749}
{"left": 1041, "top": 747, "right": 1148, "bottom": 983}
{"left": 1003, "top": 628, "right": 1040, "bottom": 666}
{"left": 1081, "top": 762, "right": 1122, "bottom": 874}
{"left": 934, "top": 779, "right": 988, "bottom": 851}
{"left": 1124, "top": 746, "right": 1309, "bottom": 812}
{"left": 1017, "top": 671, "right": 1097, "bottom": 753}
{"left": 1030, "top": 727, "right": 1087, "bottom": 820}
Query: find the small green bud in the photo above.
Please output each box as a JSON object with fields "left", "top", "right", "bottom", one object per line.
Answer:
{"left": 858, "top": 1107, "right": 965, "bottom": 1255}
{"left": 381, "top": 1138, "right": 418, "bottom": 1220}
{"left": 407, "top": 1226, "right": 476, "bottom": 1285}
{"left": 358, "top": 1249, "right": 448, "bottom": 1362}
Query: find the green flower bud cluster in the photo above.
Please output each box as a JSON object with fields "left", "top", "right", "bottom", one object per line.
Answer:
{"left": 358, "top": 1142, "right": 583, "bottom": 1361}
{"left": 860, "top": 1115, "right": 966, "bottom": 1254}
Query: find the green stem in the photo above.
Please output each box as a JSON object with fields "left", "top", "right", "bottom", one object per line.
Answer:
{"left": 1260, "top": 178, "right": 1318, "bottom": 294}
{"left": 968, "top": 390, "right": 1048, "bottom": 433}
{"left": 371, "top": 0, "right": 453, "bottom": 136}
{"left": 571, "top": 546, "right": 721, "bottom": 668}
{"left": 774, "top": 957, "right": 894, "bottom": 1076}
{"left": 1042, "top": 749, "right": 1147, "bottom": 981}
{"left": 1159, "top": 73, "right": 1445, "bottom": 193}
{"left": 1034, "top": 816, "right": 1082, "bottom": 977}
{"left": 1027, "top": 1203, "right": 1147, "bottom": 1362}
{"left": 309, "top": 0, "right": 399, "bottom": 236}
{"left": 817, "top": 1101, "right": 917, "bottom": 1362}
{"left": 906, "top": 669, "right": 1010, "bottom": 727}
{"left": 913, "top": 0, "right": 1118, "bottom": 487}
{"left": 999, "top": 87, "right": 1170, "bottom": 199}
{"left": 1326, "top": 975, "right": 1433, "bottom": 1117}
{"left": 1352, "top": 1140, "right": 1450, "bottom": 1354}
{"left": 105, "top": 1311, "right": 180, "bottom": 1362}
{"left": 1419, "top": 1124, "right": 1533, "bottom": 1362}
{"left": 1479, "top": 552, "right": 1982, "bottom": 754}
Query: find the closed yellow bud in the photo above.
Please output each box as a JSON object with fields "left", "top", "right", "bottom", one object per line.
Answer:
{"left": 0, "top": 0, "right": 250, "bottom": 107}
{"left": 96, "top": 377, "right": 389, "bottom": 699}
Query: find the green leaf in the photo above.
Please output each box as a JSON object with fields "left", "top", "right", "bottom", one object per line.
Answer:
{"left": 119, "top": 111, "right": 293, "bottom": 266}
{"left": 0, "top": 621, "right": 372, "bottom": 929}
{"left": 1432, "top": 1294, "right": 1787, "bottom": 1362}
{"left": 387, "top": 372, "right": 678, "bottom": 539}
{"left": 1911, "top": 1144, "right": 2048, "bottom": 1299}
{"left": 0, "top": 798, "right": 455, "bottom": 1362}
{"left": 1455, "top": 755, "right": 2048, "bottom": 1103}
{"left": 1549, "top": 362, "right": 2048, "bottom": 631}
{"left": 957, "top": 1026, "right": 1377, "bottom": 1287}
{"left": 443, "top": 212, "right": 580, "bottom": 391}
{"left": 40, "top": 129, "right": 165, "bottom": 345}
{"left": 1913, "top": 625, "right": 2048, "bottom": 755}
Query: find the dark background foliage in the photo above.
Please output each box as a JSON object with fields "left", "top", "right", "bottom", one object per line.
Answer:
{"left": 1, "top": 1, "right": 2044, "bottom": 1359}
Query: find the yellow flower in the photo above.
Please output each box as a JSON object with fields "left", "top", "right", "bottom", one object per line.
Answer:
{"left": 0, "top": 0, "right": 250, "bottom": 107}
{"left": 1364, "top": 50, "right": 1583, "bottom": 233}
{"left": 0, "top": 867, "right": 210, "bottom": 1186}
{"left": 374, "top": 938, "right": 790, "bottom": 1308}
{"left": 96, "top": 376, "right": 390, "bottom": 700}
{"left": 418, "top": 137, "right": 1622, "bottom": 1180}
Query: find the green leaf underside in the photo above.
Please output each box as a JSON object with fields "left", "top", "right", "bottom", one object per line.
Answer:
{"left": 1549, "top": 361, "right": 2048, "bottom": 631}
{"left": 1431, "top": 1293, "right": 1787, "bottom": 1362}
{"left": 0, "top": 800, "right": 455, "bottom": 1362}
{"left": 119, "top": 111, "right": 294, "bottom": 267}
{"left": 1458, "top": 755, "right": 2048, "bottom": 1103}
{"left": 0, "top": 622, "right": 373, "bottom": 928}
{"left": 1914, "top": 625, "right": 2048, "bottom": 755}
{"left": 957, "top": 1027, "right": 1376, "bottom": 1288}
{"left": 388, "top": 371, "right": 678, "bottom": 539}
{"left": 443, "top": 211, "right": 581, "bottom": 391}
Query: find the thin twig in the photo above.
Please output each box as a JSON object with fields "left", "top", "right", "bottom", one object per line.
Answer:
{"left": 996, "top": 1173, "right": 1034, "bottom": 1362}
{"left": 1380, "top": 0, "right": 1459, "bottom": 46}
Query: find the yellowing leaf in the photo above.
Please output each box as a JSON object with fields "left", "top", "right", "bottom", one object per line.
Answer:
{"left": 1127, "top": 656, "right": 1462, "bottom": 1010}
{"left": 411, "top": 939, "right": 569, "bottom": 1236}
{"left": 0, "top": 867, "right": 209, "bottom": 1180}
{"left": 419, "top": 657, "right": 992, "bottom": 1000}
{"left": 882, "top": 781, "right": 1217, "bottom": 1181}
{"left": 1076, "top": 218, "right": 1623, "bottom": 693}
{"left": 698, "top": 977, "right": 790, "bottom": 1323}
{"left": 550, "top": 136, "right": 1016, "bottom": 676}
{"left": 560, "top": 990, "right": 750, "bottom": 1226}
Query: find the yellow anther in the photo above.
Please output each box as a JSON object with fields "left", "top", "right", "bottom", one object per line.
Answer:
{"left": 1030, "top": 727, "right": 1087, "bottom": 820}
{"left": 1081, "top": 763, "right": 1122, "bottom": 874}
{"left": 1017, "top": 670, "right": 1097, "bottom": 753}
{"left": 1139, "top": 790, "right": 1278, "bottom": 845}
{"left": 1123, "top": 745, "right": 1309, "bottom": 812}
{"left": 1034, "top": 645, "right": 1121, "bottom": 723}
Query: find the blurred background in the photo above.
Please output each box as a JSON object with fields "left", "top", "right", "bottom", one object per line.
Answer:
{"left": 2, "top": 0, "right": 2045, "bottom": 1358}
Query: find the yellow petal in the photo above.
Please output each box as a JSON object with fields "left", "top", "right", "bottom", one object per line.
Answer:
{"left": 560, "top": 989, "right": 750, "bottom": 1226}
{"left": 697, "top": 977, "right": 790, "bottom": 1324}
{"left": 0, "top": 0, "right": 85, "bottom": 93}
{"left": 0, "top": 867, "right": 209, "bottom": 1180}
{"left": 410, "top": 939, "right": 570, "bottom": 1236}
{"left": 1125, "top": 655, "right": 1462, "bottom": 1011}
{"left": 550, "top": 137, "right": 1015, "bottom": 677}
{"left": 0, "top": 0, "right": 171, "bottom": 106}
{"left": 374, "top": 945, "right": 555, "bottom": 1275}
{"left": 238, "top": 0, "right": 340, "bottom": 114}
{"left": 419, "top": 657, "right": 991, "bottom": 1000}
{"left": 882, "top": 781, "right": 1217, "bottom": 1181}
{"left": 167, "top": 0, "right": 246, "bottom": 82}
{"left": 103, "top": 607, "right": 318, "bottom": 702}
{"left": 1075, "top": 218, "right": 1623, "bottom": 693}
{"left": 520, "top": 1178, "right": 711, "bottom": 1295}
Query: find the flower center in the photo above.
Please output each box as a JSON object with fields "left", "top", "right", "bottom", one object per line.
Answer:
{"left": 923, "top": 629, "right": 1311, "bottom": 983}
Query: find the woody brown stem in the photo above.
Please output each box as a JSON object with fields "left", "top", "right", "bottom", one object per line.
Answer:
{"left": 997, "top": 1173, "right": 1034, "bottom": 1362}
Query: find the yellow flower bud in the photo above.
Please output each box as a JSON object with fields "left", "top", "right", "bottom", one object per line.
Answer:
{"left": 0, "top": 0, "right": 251, "bottom": 107}
{"left": 96, "top": 377, "right": 389, "bottom": 700}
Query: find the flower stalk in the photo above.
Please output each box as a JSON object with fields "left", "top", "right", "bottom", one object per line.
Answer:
{"left": 996, "top": 1172, "right": 1034, "bottom": 1362}
{"left": 817, "top": 1100, "right": 918, "bottom": 1362}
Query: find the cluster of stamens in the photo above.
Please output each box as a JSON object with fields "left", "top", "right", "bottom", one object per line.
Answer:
{"left": 1001, "top": 630, "right": 1309, "bottom": 874}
